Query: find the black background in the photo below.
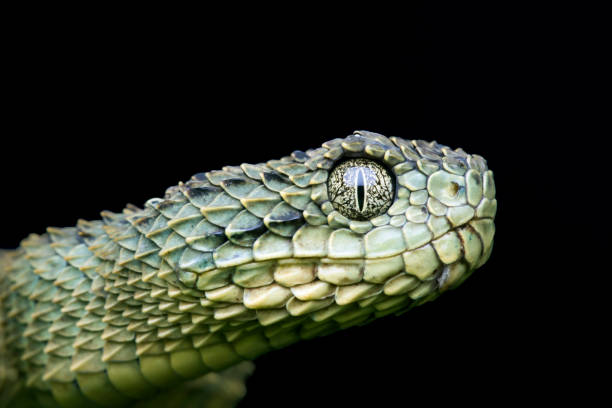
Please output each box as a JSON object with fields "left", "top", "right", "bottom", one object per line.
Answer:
{"left": 1, "top": 3, "right": 596, "bottom": 406}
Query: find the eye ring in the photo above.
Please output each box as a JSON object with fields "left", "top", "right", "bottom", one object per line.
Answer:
{"left": 327, "top": 158, "right": 395, "bottom": 221}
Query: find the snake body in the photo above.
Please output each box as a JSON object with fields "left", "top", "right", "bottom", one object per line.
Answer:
{"left": 0, "top": 131, "right": 496, "bottom": 407}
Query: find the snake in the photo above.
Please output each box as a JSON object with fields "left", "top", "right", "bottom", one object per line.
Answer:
{"left": 0, "top": 131, "right": 496, "bottom": 407}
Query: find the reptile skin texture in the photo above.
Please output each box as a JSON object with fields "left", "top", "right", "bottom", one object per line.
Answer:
{"left": 0, "top": 131, "right": 496, "bottom": 407}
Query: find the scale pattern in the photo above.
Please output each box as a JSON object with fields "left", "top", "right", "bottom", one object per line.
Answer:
{"left": 0, "top": 131, "right": 496, "bottom": 407}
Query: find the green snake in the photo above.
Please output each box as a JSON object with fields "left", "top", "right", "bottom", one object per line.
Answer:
{"left": 0, "top": 131, "right": 496, "bottom": 407}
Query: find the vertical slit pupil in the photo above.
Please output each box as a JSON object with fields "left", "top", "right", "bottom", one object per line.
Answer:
{"left": 356, "top": 168, "right": 365, "bottom": 212}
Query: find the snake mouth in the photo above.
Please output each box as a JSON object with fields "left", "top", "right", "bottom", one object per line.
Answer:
{"left": 245, "top": 220, "right": 495, "bottom": 333}
{"left": 262, "top": 217, "right": 496, "bottom": 319}
{"left": 179, "top": 215, "right": 496, "bottom": 328}
{"left": 364, "top": 218, "right": 494, "bottom": 298}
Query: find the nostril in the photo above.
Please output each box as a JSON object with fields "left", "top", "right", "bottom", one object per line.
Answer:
{"left": 449, "top": 182, "right": 460, "bottom": 197}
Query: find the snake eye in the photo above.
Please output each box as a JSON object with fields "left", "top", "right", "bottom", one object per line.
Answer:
{"left": 327, "top": 158, "right": 395, "bottom": 221}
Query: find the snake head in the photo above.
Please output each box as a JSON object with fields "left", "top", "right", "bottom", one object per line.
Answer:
{"left": 144, "top": 130, "right": 495, "bottom": 342}
{"left": 317, "top": 130, "right": 497, "bottom": 294}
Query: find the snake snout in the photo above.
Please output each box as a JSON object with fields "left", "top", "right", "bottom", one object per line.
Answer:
{"left": 415, "top": 163, "right": 496, "bottom": 292}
